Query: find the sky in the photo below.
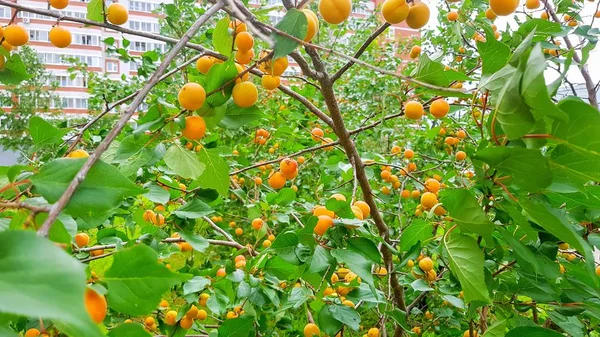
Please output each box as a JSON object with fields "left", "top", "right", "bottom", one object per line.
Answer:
{"left": 427, "top": 0, "right": 600, "bottom": 86}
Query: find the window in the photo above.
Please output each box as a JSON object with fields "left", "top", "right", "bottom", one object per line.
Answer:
{"left": 0, "top": 7, "right": 11, "bottom": 18}
{"left": 106, "top": 61, "right": 118, "bottom": 72}
{"left": 129, "top": 1, "right": 159, "bottom": 12}
{"left": 48, "top": 75, "right": 87, "bottom": 88}
{"left": 29, "top": 30, "right": 49, "bottom": 42}
{"left": 128, "top": 21, "right": 160, "bottom": 33}
{"left": 60, "top": 97, "right": 89, "bottom": 109}
{"left": 38, "top": 53, "right": 101, "bottom": 67}
{"left": 19, "top": 11, "right": 85, "bottom": 20}
{"left": 73, "top": 34, "right": 99, "bottom": 46}
{"left": 129, "top": 62, "right": 139, "bottom": 71}
{"left": 130, "top": 41, "right": 165, "bottom": 52}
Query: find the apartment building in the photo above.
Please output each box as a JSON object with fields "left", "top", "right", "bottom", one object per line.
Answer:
{"left": 0, "top": 0, "right": 418, "bottom": 115}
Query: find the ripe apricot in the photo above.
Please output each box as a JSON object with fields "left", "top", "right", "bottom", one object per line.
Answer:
{"left": 304, "top": 323, "right": 321, "bottom": 337}
{"left": 186, "top": 305, "right": 199, "bottom": 319}
{"left": 75, "top": 233, "right": 89, "bottom": 247}
{"left": 319, "top": 0, "right": 352, "bottom": 24}
{"left": 430, "top": 99, "right": 449, "bottom": 118}
{"left": 50, "top": 0, "right": 69, "bottom": 9}
{"left": 401, "top": 189, "right": 410, "bottom": 198}
{"left": 144, "top": 316, "right": 155, "bottom": 327}
{"left": 421, "top": 192, "right": 438, "bottom": 209}
{"left": 382, "top": 0, "right": 410, "bottom": 24}
{"left": 456, "top": 151, "right": 467, "bottom": 161}
{"left": 235, "top": 228, "right": 243, "bottom": 236}
{"left": 107, "top": 3, "right": 129, "bottom": 25}
{"left": 314, "top": 215, "right": 334, "bottom": 235}
{"left": 180, "top": 316, "right": 193, "bottom": 329}
{"left": 1, "top": 40, "right": 14, "bottom": 52}
{"left": 271, "top": 57, "right": 288, "bottom": 76}
{"left": 311, "top": 127, "right": 324, "bottom": 141}
{"left": 4, "top": 25, "right": 29, "bottom": 47}
{"left": 280, "top": 158, "right": 298, "bottom": 176}
{"left": 353, "top": 201, "right": 370, "bottom": 218}
{"left": 196, "top": 56, "right": 215, "bottom": 74}
{"left": 229, "top": 20, "right": 247, "bottom": 33}
{"left": 330, "top": 193, "right": 346, "bottom": 201}
{"left": 381, "top": 186, "right": 391, "bottom": 195}
{"left": 411, "top": 190, "right": 421, "bottom": 199}
{"left": 596, "top": 10, "right": 600, "bottom": 19}
{"left": 406, "top": 3, "right": 430, "bottom": 29}
{"left": 322, "top": 137, "right": 334, "bottom": 151}
{"left": 165, "top": 310, "right": 177, "bottom": 325}
{"left": 182, "top": 115, "right": 206, "bottom": 140}
{"left": 178, "top": 83, "right": 206, "bottom": 111}
{"left": 268, "top": 171, "right": 286, "bottom": 189}
{"left": 424, "top": 178, "right": 441, "bottom": 193}
{"left": 447, "top": 11, "right": 458, "bottom": 21}
{"left": 235, "top": 63, "right": 249, "bottom": 83}
{"left": 541, "top": 11, "right": 549, "bottom": 20}
{"left": 25, "top": 329, "right": 40, "bottom": 337}
{"left": 409, "top": 45, "right": 421, "bottom": 58}
{"left": 489, "top": 0, "right": 518, "bottom": 16}
{"left": 85, "top": 287, "right": 107, "bottom": 324}
{"left": 49, "top": 26, "right": 72, "bottom": 48}
{"left": 595, "top": 265, "right": 600, "bottom": 276}
{"left": 251, "top": 218, "right": 263, "bottom": 230}
{"left": 313, "top": 205, "right": 335, "bottom": 218}
{"left": 391, "top": 145, "right": 401, "bottom": 154}
{"left": 303, "top": 9, "right": 319, "bottom": 41}
{"left": 235, "top": 49, "right": 254, "bottom": 65}
{"left": 526, "top": 0, "right": 540, "bottom": 9}
{"left": 405, "top": 101, "right": 424, "bottom": 120}
{"left": 261, "top": 75, "right": 280, "bottom": 90}
{"left": 419, "top": 257, "right": 434, "bottom": 271}
{"left": 235, "top": 31, "right": 254, "bottom": 52}
{"left": 178, "top": 242, "right": 193, "bottom": 252}
{"left": 463, "top": 331, "right": 478, "bottom": 337}
{"left": 232, "top": 81, "right": 258, "bottom": 108}
{"left": 197, "top": 309, "right": 207, "bottom": 320}
{"left": 217, "top": 267, "right": 226, "bottom": 277}
{"left": 368, "top": 327, "right": 380, "bottom": 337}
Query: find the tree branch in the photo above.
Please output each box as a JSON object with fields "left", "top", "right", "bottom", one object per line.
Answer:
{"left": 37, "top": 2, "right": 225, "bottom": 237}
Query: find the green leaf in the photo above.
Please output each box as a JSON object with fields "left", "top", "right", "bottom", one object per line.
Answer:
{"left": 265, "top": 256, "right": 301, "bottom": 280}
{"left": 443, "top": 189, "right": 494, "bottom": 243}
{"left": 505, "top": 326, "right": 563, "bottom": 337}
{"left": 213, "top": 17, "right": 233, "bottom": 56}
{"left": 498, "top": 228, "right": 540, "bottom": 275}
{"left": 399, "top": 219, "right": 433, "bottom": 252}
{"left": 220, "top": 102, "right": 264, "bottom": 129}
{"left": 104, "top": 245, "right": 191, "bottom": 315}
{"left": 521, "top": 44, "right": 568, "bottom": 121}
{"left": 28, "top": 117, "right": 66, "bottom": 147}
{"left": 411, "top": 279, "right": 434, "bottom": 292}
{"left": 477, "top": 26, "right": 510, "bottom": 75}
{"left": 347, "top": 237, "right": 381, "bottom": 263}
{"left": 318, "top": 305, "right": 343, "bottom": 335}
{"left": 183, "top": 276, "right": 211, "bottom": 295}
{"left": 272, "top": 9, "right": 308, "bottom": 59}
{"left": 0, "top": 231, "right": 103, "bottom": 337}
{"left": 107, "top": 323, "right": 152, "bottom": 337}
{"left": 31, "top": 159, "right": 145, "bottom": 218}
{"left": 271, "top": 232, "right": 301, "bottom": 264}
{"left": 330, "top": 249, "right": 374, "bottom": 286}
{"left": 204, "top": 58, "right": 238, "bottom": 108}
{"left": 143, "top": 184, "right": 170, "bottom": 205}
{"left": 511, "top": 29, "right": 536, "bottom": 63}
{"left": 197, "top": 149, "right": 229, "bottom": 196}
{"left": 179, "top": 230, "right": 209, "bottom": 253}
{"left": 173, "top": 199, "right": 213, "bottom": 219}
{"left": 474, "top": 147, "right": 552, "bottom": 192}
{"left": 217, "top": 316, "right": 254, "bottom": 337}
{"left": 550, "top": 98, "right": 600, "bottom": 184}
{"left": 0, "top": 54, "right": 31, "bottom": 84}
{"left": 413, "top": 54, "right": 471, "bottom": 87}
{"left": 442, "top": 233, "right": 491, "bottom": 303}
{"left": 491, "top": 67, "right": 535, "bottom": 140}
{"left": 86, "top": 0, "right": 105, "bottom": 23}
{"left": 308, "top": 245, "right": 335, "bottom": 273}
{"left": 516, "top": 19, "right": 562, "bottom": 42}
{"left": 164, "top": 144, "right": 205, "bottom": 179}
{"left": 328, "top": 304, "right": 361, "bottom": 331}
{"left": 266, "top": 188, "right": 296, "bottom": 206}
{"left": 482, "top": 320, "right": 507, "bottom": 337}
{"left": 520, "top": 197, "right": 596, "bottom": 281}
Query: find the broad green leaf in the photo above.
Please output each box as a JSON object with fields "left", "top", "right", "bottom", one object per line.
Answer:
{"left": 114, "top": 135, "right": 156, "bottom": 177}
{"left": 482, "top": 320, "right": 507, "bottom": 337}
{"left": 328, "top": 304, "right": 360, "bottom": 331}
{"left": 107, "top": 323, "right": 151, "bottom": 337}
{"left": 29, "top": 117, "right": 66, "bottom": 147}
{"left": 443, "top": 189, "right": 494, "bottom": 243}
{"left": 491, "top": 67, "right": 535, "bottom": 140}
{"left": 31, "top": 159, "right": 145, "bottom": 218}
{"left": 498, "top": 228, "right": 540, "bottom": 275}
{"left": 550, "top": 98, "right": 600, "bottom": 184}
{"left": 179, "top": 230, "right": 209, "bottom": 253}
{"left": 104, "top": 245, "right": 191, "bottom": 315}
{"left": 520, "top": 197, "right": 596, "bottom": 281}
{"left": 0, "top": 231, "right": 103, "bottom": 337}
{"left": 217, "top": 316, "right": 254, "bottom": 337}
{"left": 265, "top": 256, "right": 301, "bottom": 280}
{"left": 347, "top": 237, "right": 381, "bottom": 263}
{"left": 411, "top": 279, "right": 433, "bottom": 292}
{"left": 197, "top": 149, "right": 229, "bottom": 196}
{"left": 183, "top": 276, "right": 211, "bottom": 295}
{"left": 474, "top": 147, "right": 552, "bottom": 192}
{"left": 413, "top": 54, "right": 470, "bottom": 87}
{"left": 213, "top": 17, "right": 233, "bottom": 56}
{"left": 477, "top": 26, "right": 510, "bottom": 75}
{"left": 308, "top": 245, "right": 335, "bottom": 273}
{"left": 516, "top": 19, "right": 562, "bottom": 42}
{"left": 272, "top": 9, "right": 308, "bottom": 59}
{"left": 510, "top": 29, "right": 536, "bottom": 63}
{"left": 506, "top": 326, "right": 563, "bottom": 337}
{"left": 330, "top": 249, "right": 374, "bottom": 286}
{"left": 266, "top": 188, "right": 296, "bottom": 206}
{"left": 548, "top": 311, "right": 584, "bottom": 337}
{"left": 204, "top": 58, "right": 238, "bottom": 108}
{"left": 0, "top": 54, "right": 31, "bottom": 84}
{"left": 271, "top": 232, "right": 301, "bottom": 264}
{"left": 143, "top": 183, "right": 170, "bottom": 205}
{"left": 442, "top": 233, "right": 491, "bottom": 303}
{"left": 318, "top": 305, "right": 343, "bottom": 335}
{"left": 521, "top": 44, "right": 567, "bottom": 121}
{"left": 173, "top": 199, "right": 213, "bottom": 219}
{"left": 86, "top": 0, "right": 105, "bottom": 23}
{"left": 399, "top": 219, "right": 433, "bottom": 252}
{"left": 164, "top": 144, "right": 205, "bottom": 179}
{"left": 220, "top": 102, "right": 264, "bottom": 129}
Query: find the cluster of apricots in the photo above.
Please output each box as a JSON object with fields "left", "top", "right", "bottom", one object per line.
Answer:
{"left": 406, "top": 254, "right": 438, "bottom": 283}
{"left": 381, "top": 0, "right": 430, "bottom": 29}
{"left": 254, "top": 128, "right": 271, "bottom": 145}
{"left": 403, "top": 99, "right": 450, "bottom": 121}
{"left": 310, "top": 127, "right": 335, "bottom": 151}
{"left": 267, "top": 157, "right": 299, "bottom": 189}
{"left": 163, "top": 303, "right": 208, "bottom": 330}
{"left": 143, "top": 209, "right": 165, "bottom": 226}
{"left": 312, "top": 194, "right": 371, "bottom": 235}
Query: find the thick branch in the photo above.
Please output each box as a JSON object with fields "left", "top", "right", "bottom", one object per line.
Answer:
{"left": 37, "top": 2, "right": 225, "bottom": 236}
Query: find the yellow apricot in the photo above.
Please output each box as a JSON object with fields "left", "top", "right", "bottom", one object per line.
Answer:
{"left": 526, "top": 0, "right": 540, "bottom": 9}
{"left": 303, "top": 9, "right": 319, "bottom": 41}
{"left": 424, "top": 178, "right": 441, "bottom": 193}
{"left": 368, "top": 327, "right": 380, "bottom": 337}
{"left": 165, "top": 310, "right": 177, "bottom": 325}
{"left": 0, "top": 55, "right": 4, "bottom": 70}
{"left": 456, "top": 151, "right": 467, "bottom": 161}
{"left": 430, "top": 99, "right": 449, "bottom": 118}
{"left": 75, "top": 233, "right": 89, "bottom": 247}
{"left": 381, "top": 0, "right": 410, "bottom": 24}
{"left": 489, "top": 0, "right": 518, "bottom": 16}
{"left": 197, "top": 309, "right": 207, "bottom": 320}
{"left": 4, "top": 25, "right": 29, "bottom": 47}
{"left": 319, "top": 0, "right": 352, "bottom": 24}
{"left": 84, "top": 288, "right": 107, "bottom": 324}
{"left": 180, "top": 316, "right": 193, "bottom": 329}
{"left": 235, "top": 31, "right": 254, "bottom": 52}
{"left": 107, "top": 3, "right": 129, "bottom": 25}
{"left": 420, "top": 192, "right": 438, "bottom": 209}
{"left": 182, "top": 116, "right": 206, "bottom": 140}
{"left": 353, "top": 201, "right": 370, "bottom": 218}
{"left": 419, "top": 257, "right": 434, "bottom": 272}
{"left": 314, "top": 215, "right": 334, "bottom": 236}
{"left": 25, "top": 329, "right": 40, "bottom": 337}
{"left": 311, "top": 127, "right": 324, "bottom": 141}
{"left": 235, "top": 49, "right": 254, "bottom": 65}
{"left": 50, "top": 0, "right": 69, "bottom": 9}
{"left": 304, "top": 323, "right": 321, "bottom": 337}
{"left": 268, "top": 171, "right": 287, "bottom": 189}
{"left": 49, "top": 26, "right": 72, "bottom": 48}
{"left": 406, "top": 3, "right": 430, "bottom": 29}
{"left": 196, "top": 56, "right": 215, "bottom": 74}
{"left": 232, "top": 82, "right": 258, "bottom": 108}
{"left": 447, "top": 11, "right": 458, "bottom": 21}
{"left": 271, "top": 57, "right": 288, "bottom": 76}
{"left": 178, "top": 83, "right": 206, "bottom": 111}
{"left": 262, "top": 75, "right": 281, "bottom": 90}
{"left": 405, "top": 101, "right": 424, "bottom": 120}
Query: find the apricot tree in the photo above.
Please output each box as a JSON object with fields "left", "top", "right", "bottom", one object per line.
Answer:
{"left": 0, "top": 0, "right": 599, "bottom": 336}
